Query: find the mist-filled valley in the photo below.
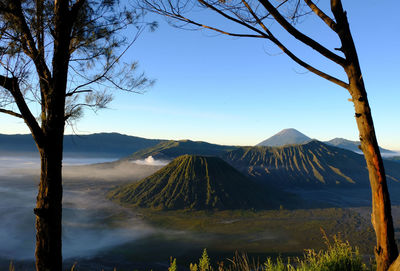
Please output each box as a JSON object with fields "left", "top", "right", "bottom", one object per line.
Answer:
{"left": 0, "top": 154, "right": 166, "bottom": 269}
{"left": 1, "top": 145, "right": 400, "bottom": 270}
{"left": 0, "top": 154, "right": 291, "bottom": 270}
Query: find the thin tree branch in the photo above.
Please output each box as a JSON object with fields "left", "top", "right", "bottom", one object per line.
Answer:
{"left": 35, "top": 0, "right": 45, "bottom": 60}
{"left": 269, "top": 33, "right": 348, "bottom": 89}
{"left": 198, "top": 0, "right": 269, "bottom": 38}
{"left": 0, "top": 75, "right": 44, "bottom": 146}
{"left": 172, "top": 12, "right": 264, "bottom": 38}
{"left": 237, "top": 0, "right": 347, "bottom": 88}
{"left": 0, "top": 108, "right": 23, "bottom": 118}
{"left": 12, "top": 1, "right": 52, "bottom": 83}
{"left": 258, "top": 0, "right": 346, "bottom": 66}
{"left": 65, "top": 89, "right": 92, "bottom": 97}
{"left": 145, "top": 0, "right": 266, "bottom": 38}
{"left": 241, "top": 0, "right": 269, "bottom": 33}
{"left": 68, "top": 28, "right": 155, "bottom": 95}
{"left": 303, "top": 0, "right": 337, "bottom": 32}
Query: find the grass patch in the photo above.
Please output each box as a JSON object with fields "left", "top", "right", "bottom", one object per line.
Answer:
{"left": 169, "top": 235, "right": 370, "bottom": 271}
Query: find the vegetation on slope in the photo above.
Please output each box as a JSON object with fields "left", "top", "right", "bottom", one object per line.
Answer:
{"left": 169, "top": 237, "right": 367, "bottom": 271}
{"left": 122, "top": 138, "right": 400, "bottom": 188}
{"left": 223, "top": 140, "right": 400, "bottom": 187}
{"left": 140, "top": 208, "right": 374, "bottom": 255}
{"left": 109, "top": 155, "right": 295, "bottom": 210}
{"left": 126, "top": 140, "right": 237, "bottom": 160}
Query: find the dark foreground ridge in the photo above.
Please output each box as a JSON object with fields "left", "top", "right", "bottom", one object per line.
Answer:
{"left": 109, "top": 155, "right": 295, "bottom": 210}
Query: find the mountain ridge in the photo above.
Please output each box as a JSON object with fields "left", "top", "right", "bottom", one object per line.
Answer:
{"left": 257, "top": 128, "right": 311, "bottom": 147}
{"left": 126, "top": 139, "right": 237, "bottom": 161}
{"left": 325, "top": 137, "right": 394, "bottom": 154}
{"left": 223, "top": 140, "right": 400, "bottom": 188}
{"left": 109, "top": 155, "right": 296, "bottom": 210}
{"left": 256, "top": 128, "right": 395, "bottom": 154}
{"left": 0, "top": 133, "right": 164, "bottom": 157}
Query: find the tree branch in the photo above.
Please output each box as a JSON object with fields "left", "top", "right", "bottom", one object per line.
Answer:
{"left": 237, "top": 0, "right": 347, "bottom": 88}
{"left": 166, "top": 11, "right": 265, "bottom": 38}
{"left": 303, "top": 0, "right": 337, "bottom": 32}
{"left": 65, "top": 89, "right": 92, "bottom": 97}
{"left": 241, "top": 0, "right": 269, "bottom": 34}
{"left": 271, "top": 39, "right": 348, "bottom": 89}
{"left": 68, "top": 29, "right": 154, "bottom": 95}
{"left": 144, "top": 0, "right": 267, "bottom": 38}
{"left": 0, "top": 75, "right": 44, "bottom": 147}
{"left": 0, "top": 108, "right": 23, "bottom": 118}
{"left": 198, "top": 0, "right": 269, "bottom": 38}
{"left": 268, "top": 33, "right": 348, "bottom": 89}
{"left": 258, "top": 0, "right": 346, "bottom": 66}
{"left": 35, "top": 0, "right": 45, "bottom": 60}
{"left": 69, "top": 0, "right": 86, "bottom": 21}
{"left": 12, "top": 1, "right": 52, "bottom": 83}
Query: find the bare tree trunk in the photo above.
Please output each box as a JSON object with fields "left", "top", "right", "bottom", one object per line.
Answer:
{"left": 34, "top": 2, "right": 70, "bottom": 270}
{"left": 330, "top": 1, "right": 399, "bottom": 269}
{"left": 34, "top": 132, "right": 64, "bottom": 271}
{"left": 347, "top": 69, "right": 398, "bottom": 270}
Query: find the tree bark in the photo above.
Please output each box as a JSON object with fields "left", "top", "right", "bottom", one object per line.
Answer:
{"left": 347, "top": 68, "right": 398, "bottom": 271}
{"left": 330, "top": 1, "right": 399, "bottom": 269}
{"left": 35, "top": 133, "right": 64, "bottom": 271}
{"left": 34, "top": 2, "right": 71, "bottom": 270}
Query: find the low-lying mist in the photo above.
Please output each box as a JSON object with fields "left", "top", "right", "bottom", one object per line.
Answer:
{"left": 382, "top": 151, "right": 400, "bottom": 158}
{"left": 0, "top": 154, "right": 287, "bottom": 270}
{"left": 0, "top": 154, "right": 165, "bottom": 262}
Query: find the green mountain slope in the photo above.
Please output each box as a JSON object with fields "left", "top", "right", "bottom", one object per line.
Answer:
{"left": 126, "top": 140, "right": 236, "bottom": 160}
{"left": 223, "top": 140, "right": 400, "bottom": 187}
{"left": 109, "top": 155, "right": 295, "bottom": 210}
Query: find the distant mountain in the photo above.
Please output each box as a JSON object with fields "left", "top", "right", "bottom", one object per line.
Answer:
{"left": 257, "top": 128, "right": 311, "bottom": 147}
{"left": 123, "top": 136, "right": 400, "bottom": 188}
{"left": 223, "top": 140, "right": 400, "bottom": 188}
{"left": 256, "top": 129, "right": 395, "bottom": 154}
{"left": 0, "top": 134, "right": 37, "bottom": 153}
{"left": 109, "top": 155, "right": 297, "bottom": 210}
{"left": 126, "top": 140, "right": 236, "bottom": 161}
{"left": 0, "top": 133, "right": 163, "bottom": 157}
{"left": 325, "top": 138, "right": 394, "bottom": 154}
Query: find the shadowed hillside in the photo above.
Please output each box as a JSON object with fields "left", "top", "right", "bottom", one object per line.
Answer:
{"left": 223, "top": 140, "right": 400, "bottom": 187}
{"left": 109, "top": 155, "right": 296, "bottom": 210}
{"left": 0, "top": 133, "right": 163, "bottom": 157}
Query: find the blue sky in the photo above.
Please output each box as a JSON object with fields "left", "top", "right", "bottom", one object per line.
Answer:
{"left": 2, "top": 1, "right": 400, "bottom": 150}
